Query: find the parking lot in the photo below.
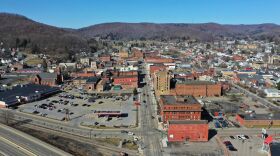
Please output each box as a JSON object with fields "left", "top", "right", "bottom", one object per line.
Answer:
{"left": 163, "top": 136, "right": 224, "bottom": 156}
{"left": 17, "top": 92, "right": 137, "bottom": 128}
{"left": 221, "top": 135, "right": 267, "bottom": 156}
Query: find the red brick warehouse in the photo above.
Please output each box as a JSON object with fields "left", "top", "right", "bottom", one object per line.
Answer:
{"left": 159, "top": 95, "right": 202, "bottom": 123}
{"left": 168, "top": 120, "right": 209, "bottom": 142}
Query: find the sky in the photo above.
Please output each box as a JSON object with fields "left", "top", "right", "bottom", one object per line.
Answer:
{"left": 0, "top": 0, "right": 279, "bottom": 28}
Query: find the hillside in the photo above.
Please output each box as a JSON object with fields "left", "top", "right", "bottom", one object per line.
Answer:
{"left": 1, "top": 13, "right": 280, "bottom": 56}
{"left": 78, "top": 22, "right": 280, "bottom": 41}
{"left": 0, "top": 13, "right": 88, "bottom": 54}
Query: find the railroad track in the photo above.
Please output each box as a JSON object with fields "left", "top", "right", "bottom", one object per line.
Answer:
{"left": 0, "top": 115, "right": 138, "bottom": 156}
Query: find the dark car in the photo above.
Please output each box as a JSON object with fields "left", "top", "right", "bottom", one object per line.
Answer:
{"left": 143, "top": 100, "right": 146, "bottom": 103}
{"left": 121, "top": 130, "right": 128, "bottom": 133}
{"left": 244, "top": 135, "right": 250, "bottom": 139}
{"left": 223, "top": 141, "right": 237, "bottom": 151}
{"left": 82, "top": 104, "right": 87, "bottom": 106}
{"left": 230, "top": 136, "right": 235, "bottom": 139}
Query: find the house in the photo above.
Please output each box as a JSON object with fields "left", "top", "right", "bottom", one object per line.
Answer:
{"left": 264, "top": 89, "right": 280, "bottom": 98}
{"left": 96, "top": 79, "right": 107, "bottom": 92}
{"left": 119, "top": 50, "right": 129, "bottom": 59}
{"left": 99, "top": 54, "right": 111, "bottom": 62}
{"left": 84, "top": 77, "right": 101, "bottom": 91}
{"left": 80, "top": 57, "right": 91, "bottom": 66}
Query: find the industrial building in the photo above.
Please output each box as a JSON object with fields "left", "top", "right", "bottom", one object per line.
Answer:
{"left": 0, "top": 84, "right": 60, "bottom": 108}
{"left": 236, "top": 113, "right": 280, "bottom": 128}
{"left": 159, "top": 95, "right": 202, "bottom": 123}
{"left": 171, "top": 80, "right": 222, "bottom": 97}
{"left": 167, "top": 120, "right": 208, "bottom": 142}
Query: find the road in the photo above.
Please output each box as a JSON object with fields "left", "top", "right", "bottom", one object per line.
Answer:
{"left": 231, "top": 82, "right": 280, "bottom": 110}
{"left": 138, "top": 65, "right": 163, "bottom": 156}
{"left": 0, "top": 123, "right": 72, "bottom": 156}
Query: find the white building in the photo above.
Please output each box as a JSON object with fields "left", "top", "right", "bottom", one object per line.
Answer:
{"left": 264, "top": 89, "right": 280, "bottom": 98}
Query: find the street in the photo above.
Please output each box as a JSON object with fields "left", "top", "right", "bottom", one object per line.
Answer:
{"left": 138, "top": 65, "right": 163, "bottom": 156}
{"left": 231, "top": 82, "right": 280, "bottom": 110}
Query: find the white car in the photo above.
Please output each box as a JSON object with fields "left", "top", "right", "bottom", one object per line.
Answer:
{"left": 128, "top": 132, "right": 134, "bottom": 136}
{"left": 236, "top": 135, "right": 246, "bottom": 140}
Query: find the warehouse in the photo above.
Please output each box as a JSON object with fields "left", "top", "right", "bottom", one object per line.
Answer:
{"left": 167, "top": 120, "right": 208, "bottom": 142}
{"left": 0, "top": 84, "right": 60, "bottom": 108}
{"left": 236, "top": 113, "right": 280, "bottom": 128}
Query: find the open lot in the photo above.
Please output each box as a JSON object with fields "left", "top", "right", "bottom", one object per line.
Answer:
{"left": 163, "top": 136, "right": 223, "bottom": 156}
{"left": 17, "top": 92, "right": 137, "bottom": 128}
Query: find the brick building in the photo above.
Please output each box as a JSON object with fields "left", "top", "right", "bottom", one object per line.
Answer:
{"left": 119, "top": 50, "right": 129, "bottom": 59}
{"left": 113, "top": 75, "right": 138, "bottom": 90}
{"left": 172, "top": 81, "right": 221, "bottom": 97}
{"left": 31, "top": 72, "right": 63, "bottom": 87}
{"left": 132, "top": 48, "right": 144, "bottom": 58}
{"left": 145, "top": 56, "right": 174, "bottom": 64}
{"left": 159, "top": 95, "right": 202, "bottom": 123}
{"left": 153, "top": 70, "right": 171, "bottom": 96}
{"left": 168, "top": 120, "right": 208, "bottom": 142}
{"left": 236, "top": 113, "right": 280, "bottom": 128}
{"left": 99, "top": 54, "right": 111, "bottom": 62}
{"left": 71, "top": 71, "right": 96, "bottom": 78}
{"left": 150, "top": 64, "right": 167, "bottom": 76}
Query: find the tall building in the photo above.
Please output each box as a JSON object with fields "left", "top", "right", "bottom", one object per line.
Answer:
{"left": 159, "top": 95, "right": 202, "bottom": 123}
{"left": 154, "top": 70, "right": 170, "bottom": 96}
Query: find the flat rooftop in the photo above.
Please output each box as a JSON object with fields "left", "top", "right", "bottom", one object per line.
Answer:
{"left": 239, "top": 113, "right": 280, "bottom": 120}
{"left": 160, "top": 95, "right": 199, "bottom": 105}
{"left": 177, "top": 80, "right": 215, "bottom": 85}
{"left": 169, "top": 120, "right": 208, "bottom": 125}
{"left": 0, "top": 84, "right": 60, "bottom": 103}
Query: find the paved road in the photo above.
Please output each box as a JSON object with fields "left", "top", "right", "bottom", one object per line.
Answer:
{"left": 218, "top": 128, "right": 280, "bottom": 136}
{"left": 0, "top": 136, "right": 31, "bottom": 156}
{"left": 139, "top": 65, "right": 163, "bottom": 156}
{"left": 231, "top": 82, "right": 280, "bottom": 110}
{"left": 0, "top": 109, "right": 139, "bottom": 155}
{"left": 0, "top": 123, "right": 72, "bottom": 156}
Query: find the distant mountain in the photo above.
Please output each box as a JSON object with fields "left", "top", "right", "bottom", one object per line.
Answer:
{"left": 1, "top": 13, "right": 280, "bottom": 56}
{"left": 78, "top": 22, "right": 280, "bottom": 41}
{"left": 0, "top": 13, "right": 88, "bottom": 54}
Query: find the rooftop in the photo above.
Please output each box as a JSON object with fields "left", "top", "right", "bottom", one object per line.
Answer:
{"left": 169, "top": 120, "right": 208, "bottom": 125}
{"left": 176, "top": 80, "right": 215, "bottom": 85}
{"left": 270, "top": 142, "right": 280, "bottom": 156}
{"left": 0, "top": 84, "right": 60, "bottom": 105}
{"left": 160, "top": 95, "right": 199, "bottom": 105}
{"left": 239, "top": 113, "right": 280, "bottom": 120}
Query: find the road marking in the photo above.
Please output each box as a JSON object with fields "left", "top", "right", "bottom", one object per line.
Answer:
{"left": 0, "top": 150, "right": 9, "bottom": 156}
{"left": 0, "top": 135, "right": 37, "bottom": 156}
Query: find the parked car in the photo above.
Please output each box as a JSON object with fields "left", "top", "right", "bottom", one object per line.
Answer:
{"left": 244, "top": 135, "right": 250, "bottom": 139}
{"left": 236, "top": 135, "right": 247, "bottom": 140}
{"left": 121, "top": 130, "right": 128, "bottom": 134}
{"left": 128, "top": 132, "right": 134, "bottom": 136}
{"left": 229, "top": 136, "right": 235, "bottom": 139}
{"left": 223, "top": 141, "right": 237, "bottom": 151}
